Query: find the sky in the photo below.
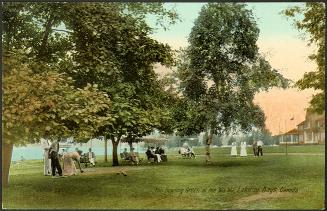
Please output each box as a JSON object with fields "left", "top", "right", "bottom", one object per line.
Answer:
{"left": 147, "top": 3, "right": 317, "bottom": 136}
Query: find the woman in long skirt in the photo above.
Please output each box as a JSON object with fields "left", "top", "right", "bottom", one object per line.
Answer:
{"left": 230, "top": 142, "right": 238, "bottom": 156}
{"left": 62, "top": 151, "right": 84, "bottom": 176}
{"left": 41, "top": 139, "right": 52, "bottom": 176}
{"left": 240, "top": 141, "right": 247, "bottom": 157}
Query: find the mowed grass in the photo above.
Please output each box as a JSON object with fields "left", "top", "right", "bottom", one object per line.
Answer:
{"left": 3, "top": 145, "right": 325, "bottom": 209}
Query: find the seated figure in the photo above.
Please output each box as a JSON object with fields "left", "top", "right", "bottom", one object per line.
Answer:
{"left": 130, "top": 148, "right": 139, "bottom": 165}
{"left": 122, "top": 148, "right": 130, "bottom": 160}
{"left": 159, "top": 147, "right": 165, "bottom": 155}
{"left": 86, "top": 148, "right": 96, "bottom": 166}
{"left": 146, "top": 147, "right": 155, "bottom": 159}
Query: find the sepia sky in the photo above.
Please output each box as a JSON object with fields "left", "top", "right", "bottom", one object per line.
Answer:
{"left": 148, "top": 3, "right": 317, "bottom": 135}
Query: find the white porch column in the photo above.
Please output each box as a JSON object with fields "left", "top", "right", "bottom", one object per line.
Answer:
{"left": 312, "top": 132, "right": 314, "bottom": 143}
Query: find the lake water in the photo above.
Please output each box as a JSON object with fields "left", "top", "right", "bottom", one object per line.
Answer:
{"left": 12, "top": 139, "right": 147, "bottom": 161}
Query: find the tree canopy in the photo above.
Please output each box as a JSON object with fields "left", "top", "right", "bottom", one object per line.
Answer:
{"left": 3, "top": 2, "right": 180, "bottom": 167}
{"left": 173, "top": 3, "right": 290, "bottom": 137}
{"left": 283, "top": 3, "right": 325, "bottom": 114}
{"left": 3, "top": 50, "right": 113, "bottom": 145}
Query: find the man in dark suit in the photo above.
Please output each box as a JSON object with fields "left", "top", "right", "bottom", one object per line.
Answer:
{"left": 49, "top": 140, "right": 63, "bottom": 178}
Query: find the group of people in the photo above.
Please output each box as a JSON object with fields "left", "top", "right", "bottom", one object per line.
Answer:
{"left": 42, "top": 140, "right": 96, "bottom": 178}
{"left": 77, "top": 148, "right": 96, "bottom": 167}
{"left": 252, "top": 140, "right": 264, "bottom": 157}
{"left": 178, "top": 145, "right": 196, "bottom": 159}
{"left": 122, "top": 148, "right": 139, "bottom": 165}
{"left": 145, "top": 146, "right": 165, "bottom": 163}
{"left": 230, "top": 141, "right": 247, "bottom": 157}
{"left": 230, "top": 141, "right": 264, "bottom": 157}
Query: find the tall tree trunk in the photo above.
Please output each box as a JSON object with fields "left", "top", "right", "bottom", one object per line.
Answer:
{"left": 2, "top": 143, "right": 13, "bottom": 188}
{"left": 128, "top": 141, "right": 133, "bottom": 152}
{"left": 104, "top": 138, "right": 108, "bottom": 162}
{"left": 38, "top": 13, "right": 55, "bottom": 59}
{"left": 112, "top": 140, "right": 119, "bottom": 166}
{"left": 205, "top": 127, "right": 213, "bottom": 163}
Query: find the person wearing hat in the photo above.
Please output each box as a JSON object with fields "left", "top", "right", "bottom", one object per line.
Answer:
{"left": 257, "top": 140, "right": 264, "bottom": 156}
{"left": 122, "top": 148, "right": 130, "bottom": 161}
{"left": 130, "top": 148, "right": 139, "bottom": 165}
{"left": 49, "top": 140, "right": 63, "bottom": 178}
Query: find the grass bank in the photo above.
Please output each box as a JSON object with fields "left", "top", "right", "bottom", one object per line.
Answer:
{"left": 3, "top": 145, "right": 325, "bottom": 209}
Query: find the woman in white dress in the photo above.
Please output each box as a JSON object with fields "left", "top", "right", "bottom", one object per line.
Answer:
{"left": 62, "top": 151, "right": 84, "bottom": 176}
{"left": 41, "top": 139, "right": 52, "bottom": 176}
{"left": 230, "top": 142, "right": 238, "bottom": 156}
{"left": 240, "top": 141, "right": 247, "bottom": 157}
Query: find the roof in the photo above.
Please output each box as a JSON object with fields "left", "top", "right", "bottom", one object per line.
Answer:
{"left": 273, "top": 128, "right": 298, "bottom": 136}
{"left": 283, "top": 128, "right": 298, "bottom": 135}
{"left": 297, "top": 121, "right": 305, "bottom": 126}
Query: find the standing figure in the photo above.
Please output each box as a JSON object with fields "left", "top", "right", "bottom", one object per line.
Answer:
{"left": 240, "top": 141, "right": 247, "bottom": 157}
{"left": 41, "top": 139, "right": 52, "bottom": 176}
{"left": 62, "top": 151, "right": 84, "bottom": 176}
{"left": 257, "top": 140, "right": 264, "bottom": 156}
{"left": 49, "top": 140, "right": 63, "bottom": 178}
{"left": 252, "top": 141, "right": 258, "bottom": 157}
{"left": 230, "top": 142, "right": 238, "bottom": 156}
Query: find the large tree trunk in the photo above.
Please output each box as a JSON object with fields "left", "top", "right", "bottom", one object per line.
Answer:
{"left": 104, "top": 138, "right": 108, "bottom": 162}
{"left": 2, "top": 143, "right": 14, "bottom": 188}
{"left": 205, "top": 127, "right": 213, "bottom": 163}
{"left": 128, "top": 141, "right": 133, "bottom": 152}
{"left": 112, "top": 140, "right": 119, "bottom": 166}
{"left": 38, "top": 13, "right": 55, "bottom": 59}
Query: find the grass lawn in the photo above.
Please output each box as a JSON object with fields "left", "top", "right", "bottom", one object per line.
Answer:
{"left": 3, "top": 145, "right": 325, "bottom": 209}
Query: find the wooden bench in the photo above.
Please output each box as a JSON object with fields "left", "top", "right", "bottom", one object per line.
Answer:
{"left": 145, "top": 154, "right": 167, "bottom": 163}
{"left": 120, "top": 152, "right": 143, "bottom": 165}
{"left": 120, "top": 153, "right": 131, "bottom": 165}
{"left": 80, "top": 154, "right": 96, "bottom": 167}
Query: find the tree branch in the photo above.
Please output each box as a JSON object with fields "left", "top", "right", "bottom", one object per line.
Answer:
{"left": 53, "top": 28, "right": 72, "bottom": 34}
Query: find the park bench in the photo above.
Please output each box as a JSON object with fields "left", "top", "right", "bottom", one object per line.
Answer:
{"left": 120, "top": 152, "right": 144, "bottom": 165}
{"left": 80, "top": 153, "right": 96, "bottom": 167}
{"left": 145, "top": 154, "right": 167, "bottom": 163}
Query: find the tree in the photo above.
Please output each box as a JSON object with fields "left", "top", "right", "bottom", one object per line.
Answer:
{"left": 58, "top": 3, "right": 177, "bottom": 166}
{"left": 174, "top": 3, "right": 289, "bottom": 154}
{"left": 3, "top": 2, "right": 179, "bottom": 166}
{"left": 2, "top": 51, "right": 112, "bottom": 187}
{"left": 283, "top": 3, "right": 325, "bottom": 114}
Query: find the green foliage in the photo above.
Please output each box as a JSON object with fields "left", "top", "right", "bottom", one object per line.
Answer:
{"left": 3, "top": 3, "right": 179, "bottom": 147}
{"left": 175, "top": 3, "right": 290, "bottom": 136}
{"left": 283, "top": 3, "right": 325, "bottom": 114}
{"left": 212, "top": 134, "right": 223, "bottom": 146}
{"left": 3, "top": 51, "right": 112, "bottom": 145}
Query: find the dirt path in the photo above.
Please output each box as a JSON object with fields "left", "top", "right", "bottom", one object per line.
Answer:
{"left": 236, "top": 192, "right": 291, "bottom": 204}
{"left": 169, "top": 152, "right": 324, "bottom": 157}
{"left": 82, "top": 166, "right": 147, "bottom": 176}
{"left": 259, "top": 153, "right": 324, "bottom": 156}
